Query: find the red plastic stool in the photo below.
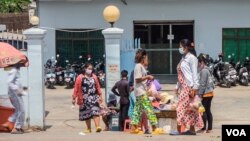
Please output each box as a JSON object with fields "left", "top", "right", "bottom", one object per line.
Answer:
{"left": 123, "top": 119, "right": 131, "bottom": 132}
{"left": 123, "top": 119, "right": 143, "bottom": 132}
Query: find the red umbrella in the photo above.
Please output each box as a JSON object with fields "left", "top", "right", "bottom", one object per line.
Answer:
{"left": 0, "top": 42, "right": 29, "bottom": 68}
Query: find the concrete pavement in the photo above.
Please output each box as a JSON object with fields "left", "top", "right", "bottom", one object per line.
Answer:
{"left": 1, "top": 84, "right": 250, "bottom": 141}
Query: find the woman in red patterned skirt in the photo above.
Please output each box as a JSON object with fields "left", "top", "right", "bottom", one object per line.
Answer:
{"left": 171, "top": 39, "right": 203, "bottom": 135}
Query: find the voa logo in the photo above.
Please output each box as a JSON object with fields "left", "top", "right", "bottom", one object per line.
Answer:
{"left": 226, "top": 129, "right": 246, "bottom": 136}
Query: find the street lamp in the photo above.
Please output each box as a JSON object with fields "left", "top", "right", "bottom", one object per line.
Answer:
{"left": 30, "top": 16, "right": 39, "bottom": 26}
{"left": 103, "top": 5, "right": 120, "bottom": 27}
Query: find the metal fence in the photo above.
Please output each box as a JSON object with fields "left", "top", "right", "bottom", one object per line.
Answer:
{"left": 120, "top": 38, "right": 141, "bottom": 75}
{"left": 0, "top": 29, "right": 27, "bottom": 50}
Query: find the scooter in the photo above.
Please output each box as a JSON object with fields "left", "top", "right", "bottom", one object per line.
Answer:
{"left": 235, "top": 61, "right": 249, "bottom": 86}
{"left": 64, "top": 60, "right": 76, "bottom": 89}
{"left": 213, "top": 55, "right": 231, "bottom": 88}
{"left": 227, "top": 55, "right": 238, "bottom": 86}
{"left": 45, "top": 58, "right": 56, "bottom": 89}
{"left": 98, "top": 70, "right": 105, "bottom": 88}
{"left": 55, "top": 65, "right": 64, "bottom": 86}
{"left": 243, "top": 57, "right": 250, "bottom": 82}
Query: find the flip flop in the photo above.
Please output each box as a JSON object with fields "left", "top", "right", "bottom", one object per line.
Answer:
{"left": 182, "top": 130, "right": 196, "bottom": 135}
{"left": 170, "top": 131, "right": 181, "bottom": 135}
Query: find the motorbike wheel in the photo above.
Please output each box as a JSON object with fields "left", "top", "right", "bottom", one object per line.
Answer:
{"left": 245, "top": 79, "right": 249, "bottom": 86}
{"left": 226, "top": 82, "right": 231, "bottom": 88}
{"left": 232, "top": 81, "right": 237, "bottom": 86}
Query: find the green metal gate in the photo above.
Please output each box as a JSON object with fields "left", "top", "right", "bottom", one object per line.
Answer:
{"left": 56, "top": 29, "right": 104, "bottom": 67}
{"left": 223, "top": 28, "right": 250, "bottom": 63}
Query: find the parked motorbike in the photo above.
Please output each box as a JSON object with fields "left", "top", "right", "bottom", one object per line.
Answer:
{"left": 243, "top": 57, "right": 250, "bottom": 81}
{"left": 206, "top": 55, "right": 218, "bottom": 86}
{"left": 55, "top": 64, "right": 64, "bottom": 86}
{"left": 98, "top": 70, "right": 105, "bottom": 88}
{"left": 227, "top": 62, "right": 237, "bottom": 86}
{"left": 64, "top": 60, "right": 76, "bottom": 89}
{"left": 227, "top": 55, "right": 238, "bottom": 86}
{"left": 93, "top": 60, "right": 106, "bottom": 88}
{"left": 45, "top": 58, "right": 56, "bottom": 89}
{"left": 235, "top": 61, "right": 249, "bottom": 86}
{"left": 213, "top": 55, "right": 232, "bottom": 88}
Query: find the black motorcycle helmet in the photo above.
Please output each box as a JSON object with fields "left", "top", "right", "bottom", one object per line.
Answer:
{"left": 218, "top": 53, "right": 224, "bottom": 59}
{"left": 46, "top": 59, "right": 52, "bottom": 68}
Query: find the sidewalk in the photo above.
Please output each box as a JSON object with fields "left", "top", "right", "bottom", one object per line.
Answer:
{"left": 1, "top": 84, "right": 250, "bottom": 141}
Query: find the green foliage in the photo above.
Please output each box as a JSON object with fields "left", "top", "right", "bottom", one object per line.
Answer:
{"left": 0, "top": 0, "right": 31, "bottom": 13}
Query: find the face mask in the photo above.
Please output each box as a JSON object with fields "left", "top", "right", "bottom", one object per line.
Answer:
{"left": 179, "top": 47, "right": 185, "bottom": 54}
{"left": 85, "top": 69, "right": 92, "bottom": 75}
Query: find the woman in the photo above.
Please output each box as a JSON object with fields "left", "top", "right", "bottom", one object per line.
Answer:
{"left": 197, "top": 54, "right": 215, "bottom": 133}
{"left": 2, "top": 64, "right": 25, "bottom": 134}
{"left": 171, "top": 39, "right": 203, "bottom": 135}
{"left": 131, "top": 49, "right": 162, "bottom": 135}
{"left": 72, "top": 63, "right": 103, "bottom": 133}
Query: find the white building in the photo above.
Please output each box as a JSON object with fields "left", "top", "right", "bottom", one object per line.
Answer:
{"left": 38, "top": 0, "right": 250, "bottom": 82}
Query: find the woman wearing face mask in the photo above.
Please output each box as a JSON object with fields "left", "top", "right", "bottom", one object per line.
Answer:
{"left": 72, "top": 63, "right": 103, "bottom": 133}
{"left": 171, "top": 39, "right": 203, "bottom": 135}
{"left": 197, "top": 54, "right": 214, "bottom": 133}
{"left": 131, "top": 49, "right": 163, "bottom": 135}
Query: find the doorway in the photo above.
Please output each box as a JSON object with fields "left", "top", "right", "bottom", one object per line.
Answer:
{"left": 134, "top": 21, "right": 194, "bottom": 83}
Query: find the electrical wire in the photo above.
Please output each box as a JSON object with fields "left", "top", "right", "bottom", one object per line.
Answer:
{"left": 39, "top": 27, "right": 104, "bottom": 33}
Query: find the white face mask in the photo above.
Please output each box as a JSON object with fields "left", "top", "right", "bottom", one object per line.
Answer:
{"left": 179, "top": 48, "right": 185, "bottom": 54}
{"left": 85, "top": 69, "right": 92, "bottom": 75}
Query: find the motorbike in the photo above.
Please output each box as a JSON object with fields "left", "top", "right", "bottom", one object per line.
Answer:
{"left": 227, "top": 62, "right": 237, "bottom": 86}
{"left": 64, "top": 60, "right": 76, "bottom": 89}
{"left": 206, "top": 55, "right": 218, "bottom": 86}
{"left": 227, "top": 55, "right": 238, "bottom": 86}
{"left": 243, "top": 57, "right": 250, "bottom": 82}
{"left": 235, "top": 61, "right": 249, "bottom": 86}
{"left": 213, "top": 55, "right": 232, "bottom": 88}
{"left": 53, "top": 54, "right": 64, "bottom": 86}
{"left": 55, "top": 64, "right": 64, "bottom": 86}
{"left": 44, "top": 58, "right": 56, "bottom": 89}
{"left": 98, "top": 70, "right": 105, "bottom": 88}
{"left": 94, "top": 60, "right": 106, "bottom": 88}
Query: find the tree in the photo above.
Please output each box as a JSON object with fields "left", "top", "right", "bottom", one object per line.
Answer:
{"left": 0, "top": 0, "right": 31, "bottom": 13}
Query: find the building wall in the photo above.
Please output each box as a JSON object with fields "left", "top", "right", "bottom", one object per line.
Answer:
{"left": 38, "top": 0, "right": 250, "bottom": 61}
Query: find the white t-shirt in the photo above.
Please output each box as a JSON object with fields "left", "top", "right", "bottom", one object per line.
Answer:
{"left": 134, "top": 63, "right": 148, "bottom": 97}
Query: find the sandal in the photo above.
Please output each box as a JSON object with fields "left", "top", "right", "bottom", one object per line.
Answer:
{"left": 11, "top": 128, "right": 24, "bottom": 134}
{"left": 152, "top": 128, "right": 164, "bottom": 135}
{"left": 96, "top": 127, "right": 102, "bottom": 133}
{"left": 197, "top": 129, "right": 206, "bottom": 133}
{"left": 130, "top": 128, "right": 143, "bottom": 134}
{"left": 182, "top": 130, "right": 196, "bottom": 135}
{"left": 84, "top": 129, "right": 92, "bottom": 133}
{"left": 170, "top": 131, "right": 181, "bottom": 136}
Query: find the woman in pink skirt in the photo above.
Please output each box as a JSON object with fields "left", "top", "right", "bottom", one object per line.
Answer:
{"left": 171, "top": 39, "right": 203, "bottom": 135}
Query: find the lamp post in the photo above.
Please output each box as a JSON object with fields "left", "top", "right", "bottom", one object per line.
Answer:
{"left": 102, "top": 5, "right": 124, "bottom": 103}
{"left": 30, "top": 16, "right": 39, "bottom": 26}
{"left": 103, "top": 5, "right": 120, "bottom": 27}
{"left": 24, "top": 15, "right": 46, "bottom": 129}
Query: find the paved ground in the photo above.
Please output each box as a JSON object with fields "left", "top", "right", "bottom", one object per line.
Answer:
{"left": 1, "top": 84, "right": 250, "bottom": 141}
